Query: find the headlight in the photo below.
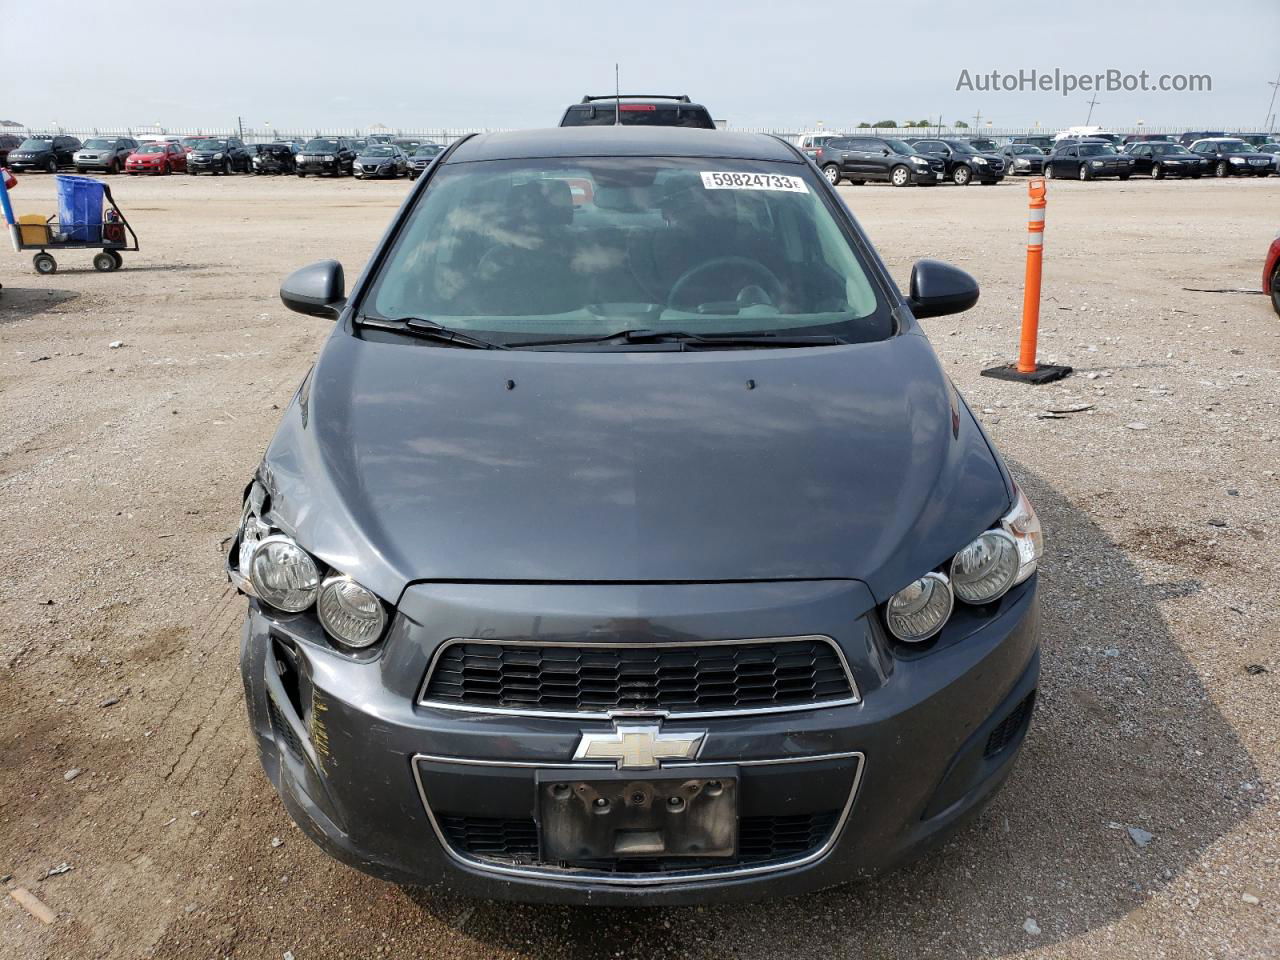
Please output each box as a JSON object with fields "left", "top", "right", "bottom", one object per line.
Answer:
{"left": 1001, "top": 485, "right": 1044, "bottom": 583}
{"left": 249, "top": 535, "right": 321, "bottom": 612}
{"left": 951, "top": 530, "right": 1020, "bottom": 603}
{"left": 323, "top": 155, "right": 335, "bottom": 161}
{"left": 973, "top": 157, "right": 987, "bottom": 165}
{"left": 213, "top": 152, "right": 224, "bottom": 159}
{"left": 317, "top": 575, "right": 387, "bottom": 648}
{"left": 1092, "top": 160, "right": 1104, "bottom": 167}
{"left": 1230, "top": 157, "right": 1245, "bottom": 164}
{"left": 1016, "top": 158, "right": 1029, "bottom": 167}
{"left": 885, "top": 572, "right": 954, "bottom": 642}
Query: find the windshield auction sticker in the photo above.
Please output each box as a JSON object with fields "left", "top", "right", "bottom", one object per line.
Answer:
{"left": 700, "top": 171, "right": 809, "bottom": 192}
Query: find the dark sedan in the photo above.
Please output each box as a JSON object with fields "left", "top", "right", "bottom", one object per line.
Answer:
{"left": 187, "top": 137, "right": 250, "bottom": 175}
{"left": 1190, "top": 138, "right": 1275, "bottom": 177}
{"left": 1046, "top": 140, "right": 1135, "bottom": 180}
{"left": 815, "top": 135, "right": 944, "bottom": 186}
{"left": 227, "top": 126, "right": 1043, "bottom": 906}
{"left": 7, "top": 135, "right": 81, "bottom": 173}
{"left": 1125, "top": 142, "right": 1205, "bottom": 179}
{"left": 407, "top": 143, "right": 444, "bottom": 179}
{"left": 353, "top": 144, "right": 408, "bottom": 179}
{"left": 911, "top": 138, "right": 1004, "bottom": 184}
{"left": 1001, "top": 143, "right": 1047, "bottom": 175}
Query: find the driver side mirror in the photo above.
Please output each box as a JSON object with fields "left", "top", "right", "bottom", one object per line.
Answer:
{"left": 907, "top": 259, "right": 980, "bottom": 319}
{"left": 280, "top": 260, "right": 345, "bottom": 319}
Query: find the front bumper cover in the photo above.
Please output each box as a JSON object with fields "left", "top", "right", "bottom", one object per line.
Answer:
{"left": 240, "top": 577, "right": 1040, "bottom": 904}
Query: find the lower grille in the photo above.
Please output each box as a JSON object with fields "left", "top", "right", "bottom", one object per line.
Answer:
{"left": 421, "top": 636, "right": 856, "bottom": 717}
{"left": 267, "top": 695, "right": 305, "bottom": 758}
{"left": 436, "top": 811, "right": 839, "bottom": 871}
{"left": 984, "top": 691, "right": 1035, "bottom": 758}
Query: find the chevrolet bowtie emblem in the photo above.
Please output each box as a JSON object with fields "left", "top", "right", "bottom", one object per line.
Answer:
{"left": 574, "top": 723, "right": 705, "bottom": 770}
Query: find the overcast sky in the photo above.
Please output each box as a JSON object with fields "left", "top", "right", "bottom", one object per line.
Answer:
{"left": 9, "top": 1, "right": 1279, "bottom": 133}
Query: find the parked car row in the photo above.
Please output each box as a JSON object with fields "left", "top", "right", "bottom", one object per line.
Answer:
{"left": 0, "top": 133, "right": 447, "bottom": 182}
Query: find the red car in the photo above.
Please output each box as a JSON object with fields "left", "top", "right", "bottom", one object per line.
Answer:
{"left": 1266, "top": 232, "right": 1280, "bottom": 316}
{"left": 125, "top": 142, "right": 187, "bottom": 175}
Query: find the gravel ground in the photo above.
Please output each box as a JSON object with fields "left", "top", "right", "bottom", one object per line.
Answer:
{"left": 0, "top": 171, "right": 1276, "bottom": 960}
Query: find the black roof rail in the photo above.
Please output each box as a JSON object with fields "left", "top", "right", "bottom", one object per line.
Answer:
{"left": 578, "top": 94, "right": 693, "bottom": 104}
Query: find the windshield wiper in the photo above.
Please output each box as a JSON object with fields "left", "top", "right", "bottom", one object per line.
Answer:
{"left": 357, "top": 316, "right": 507, "bottom": 350}
{"left": 507, "top": 329, "right": 847, "bottom": 350}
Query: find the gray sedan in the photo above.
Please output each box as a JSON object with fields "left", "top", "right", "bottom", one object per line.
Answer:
{"left": 228, "top": 127, "right": 1044, "bottom": 905}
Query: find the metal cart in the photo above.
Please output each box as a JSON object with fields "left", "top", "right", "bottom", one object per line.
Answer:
{"left": 14, "top": 183, "right": 139, "bottom": 274}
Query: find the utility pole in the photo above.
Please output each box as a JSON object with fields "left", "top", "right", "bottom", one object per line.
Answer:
{"left": 1267, "top": 71, "right": 1280, "bottom": 134}
{"left": 237, "top": 115, "right": 244, "bottom": 139}
{"left": 972, "top": 109, "right": 982, "bottom": 130}
{"left": 1085, "top": 95, "right": 1101, "bottom": 126}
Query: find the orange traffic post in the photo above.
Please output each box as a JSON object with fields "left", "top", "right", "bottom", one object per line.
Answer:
{"left": 981, "top": 177, "right": 1071, "bottom": 385}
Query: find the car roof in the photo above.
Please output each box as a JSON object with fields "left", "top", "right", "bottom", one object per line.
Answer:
{"left": 448, "top": 127, "right": 797, "bottom": 163}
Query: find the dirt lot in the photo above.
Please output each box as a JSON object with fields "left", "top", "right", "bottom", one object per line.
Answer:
{"left": 1, "top": 169, "right": 1277, "bottom": 960}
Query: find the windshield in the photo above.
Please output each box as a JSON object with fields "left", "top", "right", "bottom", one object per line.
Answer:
{"left": 137, "top": 145, "right": 166, "bottom": 154}
{"left": 1079, "top": 144, "right": 1117, "bottom": 156}
{"left": 304, "top": 139, "right": 340, "bottom": 153}
{"left": 1220, "top": 140, "right": 1254, "bottom": 152}
{"left": 18, "top": 139, "right": 52, "bottom": 150}
{"left": 193, "top": 139, "right": 227, "bottom": 150}
{"left": 82, "top": 139, "right": 114, "bottom": 149}
{"left": 364, "top": 157, "right": 890, "bottom": 346}
{"left": 969, "top": 139, "right": 997, "bottom": 151}
{"left": 1010, "top": 145, "right": 1039, "bottom": 154}
{"left": 362, "top": 145, "right": 396, "bottom": 157}
{"left": 945, "top": 141, "right": 976, "bottom": 154}
{"left": 414, "top": 145, "right": 441, "bottom": 157}
{"left": 884, "top": 139, "right": 917, "bottom": 155}
{"left": 1151, "top": 144, "right": 1191, "bottom": 156}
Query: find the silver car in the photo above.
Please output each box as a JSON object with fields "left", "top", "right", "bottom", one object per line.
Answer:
{"left": 73, "top": 137, "right": 138, "bottom": 174}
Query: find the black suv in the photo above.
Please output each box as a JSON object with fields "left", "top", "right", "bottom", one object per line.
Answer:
{"left": 297, "top": 138, "right": 358, "bottom": 177}
{"left": 7, "top": 135, "right": 82, "bottom": 173}
{"left": 911, "top": 138, "right": 1004, "bottom": 184}
{"left": 188, "top": 137, "right": 251, "bottom": 175}
{"left": 559, "top": 95, "right": 715, "bottom": 129}
{"left": 815, "top": 135, "right": 944, "bottom": 187}
{"left": 1190, "top": 138, "right": 1274, "bottom": 177}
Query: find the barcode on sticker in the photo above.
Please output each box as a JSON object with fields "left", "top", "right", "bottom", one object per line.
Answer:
{"left": 700, "top": 171, "right": 809, "bottom": 193}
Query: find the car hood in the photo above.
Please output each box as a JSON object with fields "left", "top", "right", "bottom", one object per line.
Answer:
{"left": 259, "top": 330, "right": 1011, "bottom": 604}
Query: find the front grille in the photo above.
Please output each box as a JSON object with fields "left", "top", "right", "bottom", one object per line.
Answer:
{"left": 984, "top": 691, "right": 1035, "bottom": 758}
{"left": 437, "top": 811, "right": 839, "bottom": 870}
{"left": 421, "top": 637, "right": 855, "bottom": 716}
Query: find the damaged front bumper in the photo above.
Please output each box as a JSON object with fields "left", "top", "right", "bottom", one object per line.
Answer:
{"left": 237, "top": 576, "right": 1040, "bottom": 905}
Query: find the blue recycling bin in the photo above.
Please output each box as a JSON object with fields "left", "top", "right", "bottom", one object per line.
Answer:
{"left": 56, "top": 175, "right": 105, "bottom": 243}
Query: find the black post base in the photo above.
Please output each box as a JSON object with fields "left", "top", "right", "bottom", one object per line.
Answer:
{"left": 980, "top": 363, "right": 1072, "bottom": 385}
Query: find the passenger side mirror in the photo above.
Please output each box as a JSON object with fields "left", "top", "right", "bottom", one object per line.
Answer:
{"left": 280, "top": 259, "right": 346, "bottom": 320}
{"left": 907, "top": 259, "right": 980, "bottom": 319}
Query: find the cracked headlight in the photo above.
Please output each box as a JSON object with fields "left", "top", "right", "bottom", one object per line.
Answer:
{"left": 317, "top": 575, "right": 387, "bottom": 648}
{"left": 1001, "top": 485, "right": 1044, "bottom": 583}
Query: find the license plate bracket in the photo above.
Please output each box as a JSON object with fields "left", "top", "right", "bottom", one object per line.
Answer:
{"left": 536, "top": 766, "right": 738, "bottom": 863}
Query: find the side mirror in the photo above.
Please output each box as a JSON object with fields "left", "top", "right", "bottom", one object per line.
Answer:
{"left": 907, "top": 259, "right": 980, "bottom": 319}
{"left": 280, "top": 260, "right": 345, "bottom": 319}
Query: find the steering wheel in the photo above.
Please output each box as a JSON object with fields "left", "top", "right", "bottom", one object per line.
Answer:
{"left": 667, "top": 257, "right": 784, "bottom": 311}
